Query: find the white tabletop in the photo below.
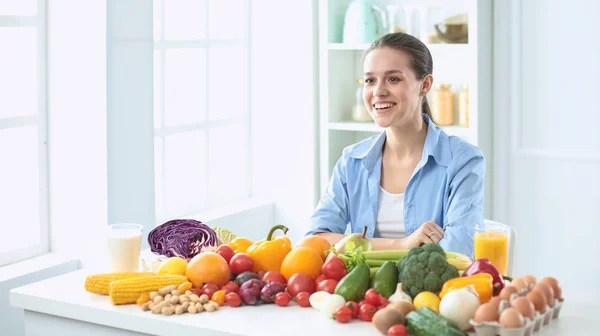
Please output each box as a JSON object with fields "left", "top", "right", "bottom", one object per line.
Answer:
{"left": 9, "top": 269, "right": 600, "bottom": 336}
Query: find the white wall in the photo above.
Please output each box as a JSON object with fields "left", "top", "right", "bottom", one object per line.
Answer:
{"left": 492, "top": 0, "right": 600, "bottom": 304}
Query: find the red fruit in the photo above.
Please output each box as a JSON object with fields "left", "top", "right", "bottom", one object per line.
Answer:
{"left": 358, "top": 300, "right": 366, "bottom": 307}
{"left": 314, "top": 274, "right": 328, "bottom": 287}
{"left": 365, "top": 288, "right": 381, "bottom": 307}
{"left": 316, "top": 279, "right": 339, "bottom": 294}
{"left": 221, "top": 281, "right": 240, "bottom": 294}
{"left": 387, "top": 324, "right": 408, "bottom": 336}
{"left": 201, "top": 283, "right": 219, "bottom": 299}
{"left": 274, "top": 292, "right": 291, "bottom": 307}
{"left": 257, "top": 270, "right": 267, "bottom": 281}
{"left": 334, "top": 305, "right": 352, "bottom": 323}
{"left": 295, "top": 292, "right": 311, "bottom": 307}
{"left": 346, "top": 301, "right": 359, "bottom": 318}
{"left": 229, "top": 253, "right": 253, "bottom": 275}
{"left": 358, "top": 303, "right": 377, "bottom": 322}
{"left": 262, "top": 271, "right": 287, "bottom": 286}
{"left": 379, "top": 296, "right": 389, "bottom": 308}
{"left": 215, "top": 245, "right": 235, "bottom": 264}
{"left": 225, "top": 292, "right": 242, "bottom": 307}
{"left": 286, "top": 273, "right": 315, "bottom": 298}
{"left": 321, "top": 255, "right": 347, "bottom": 281}
{"left": 190, "top": 288, "right": 202, "bottom": 296}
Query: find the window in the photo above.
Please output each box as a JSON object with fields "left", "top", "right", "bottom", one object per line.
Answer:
{"left": 0, "top": 0, "right": 48, "bottom": 266}
{"left": 153, "top": 0, "right": 251, "bottom": 223}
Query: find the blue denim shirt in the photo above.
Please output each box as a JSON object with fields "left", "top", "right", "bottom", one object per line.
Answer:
{"left": 306, "top": 114, "right": 485, "bottom": 258}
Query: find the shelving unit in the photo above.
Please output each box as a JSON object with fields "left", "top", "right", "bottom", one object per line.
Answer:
{"left": 318, "top": 0, "right": 493, "bottom": 215}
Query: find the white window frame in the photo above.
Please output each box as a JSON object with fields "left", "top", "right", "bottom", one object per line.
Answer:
{"left": 153, "top": 0, "right": 253, "bottom": 223}
{"left": 0, "top": 0, "right": 49, "bottom": 266}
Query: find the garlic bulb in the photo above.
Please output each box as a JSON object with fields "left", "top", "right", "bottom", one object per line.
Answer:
{"left": 388, "top": 283, "right": 412, "bottom": 304}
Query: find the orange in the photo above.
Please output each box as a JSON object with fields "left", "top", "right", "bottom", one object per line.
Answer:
{"left": 280, "top": 246, "right": 324, "bottom": 281}
{"left": 186, "top": 252, "right": 230, "bottom": 288}
{"left": 295, "top": 235, "right": 332, "bottom": 261}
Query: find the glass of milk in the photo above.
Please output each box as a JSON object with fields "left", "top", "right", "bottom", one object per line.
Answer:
{"left": 107, "top": 223, "right": 143, "bottom": 272}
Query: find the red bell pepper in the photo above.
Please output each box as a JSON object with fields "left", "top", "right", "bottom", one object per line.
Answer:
{"left": 462, "top": 258, "right": 512, "bottom": 295}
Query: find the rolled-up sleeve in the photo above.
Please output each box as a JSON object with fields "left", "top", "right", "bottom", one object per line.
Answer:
{"left": 439, "top": 148, "right": 486, "bottom": 258}
{"left": 305, "top": 155, "right": 350, "bottom": 236}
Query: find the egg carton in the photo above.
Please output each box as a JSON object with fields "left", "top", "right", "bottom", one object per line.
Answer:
{"left": 469, "top": 299, "right": 564, "bottom": 336}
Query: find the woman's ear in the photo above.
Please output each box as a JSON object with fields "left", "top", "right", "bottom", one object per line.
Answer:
{"left": 420, "top": 74, "right": 434, "bottom": 96}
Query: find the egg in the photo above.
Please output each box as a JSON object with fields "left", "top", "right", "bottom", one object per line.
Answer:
{"left": 540, "top": 277, "right": 562, "bottom": 301}
{"left": 521, "top": 274, "right": 537, "bottom": 291}
{"left": 474, "top": 303, "right": 499, "bottom": 323}
{"left": 526, "top": 289, "right": 547, "bottom": 313}
{"left": 511, "top": 296, "right": 535, "bottom": 320}
{"left": 489, "top": 296, "right": 502, "bottom": 308}
{"left": 510, "top": 278, "right": 529, "bottom": 295}
{"left": 499, "top": 286, "right": 518, "bottom": 302}
{"left": 499, "top": 307, "right": 525, "bottom": 328}
{"left": 533, "top": 282, "right": 555, "bottom": 307}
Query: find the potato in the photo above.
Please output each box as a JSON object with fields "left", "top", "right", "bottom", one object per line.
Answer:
{"left": 372, "top": 307, "right": 405, "bottom": 334}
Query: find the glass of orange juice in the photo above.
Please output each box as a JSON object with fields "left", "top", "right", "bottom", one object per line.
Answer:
{"left": 474, "top": 221, "right": 517, "bottom": 276}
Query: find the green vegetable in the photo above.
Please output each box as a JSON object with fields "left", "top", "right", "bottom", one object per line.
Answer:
{"left": 406, "top": 307, "right": 467, "bottom": 336}
{"left": 365, "top": 259, "right": 393, "bottom": 267}
{"left": 362, "top": 250, "right": 410, "bottom": 260}
{"left": 397, "top": 243, "right": 459, "bottom": 299}
{"left": 372, "top": 261, "right": 398, "bottom": 298}
{"left": 334, "top": 263, "right": 370, "bottom": 302}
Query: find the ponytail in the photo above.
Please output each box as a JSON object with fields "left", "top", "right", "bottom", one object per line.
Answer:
{"left": 422, "top": 96, "right": 435, "bottom": 124}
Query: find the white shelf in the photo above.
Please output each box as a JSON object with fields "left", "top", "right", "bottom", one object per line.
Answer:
{"left": 328, "top": 121, "right": 471, "bottom": 138}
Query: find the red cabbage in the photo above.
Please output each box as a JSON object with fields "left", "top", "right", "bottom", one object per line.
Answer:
{"left": 148, "top": 219, "right": 218, "bottom": 258}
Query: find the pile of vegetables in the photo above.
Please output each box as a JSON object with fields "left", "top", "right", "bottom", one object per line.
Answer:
{"left": 148, "top": 219, "right": 218, "bottom": 258}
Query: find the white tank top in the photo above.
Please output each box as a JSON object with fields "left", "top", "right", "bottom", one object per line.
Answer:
{"left": 375, "top": 186, "right": 406, "bottom": 238}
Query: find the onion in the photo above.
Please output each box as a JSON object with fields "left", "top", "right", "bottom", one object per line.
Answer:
{"left": 319, "top": 294, "right": 346, "bottom": 318}
{"left": 389, "top": 283, "right": 412, "bottom": 304}
{"left": 439, "top": 285, "right": 481, "bottom": 331}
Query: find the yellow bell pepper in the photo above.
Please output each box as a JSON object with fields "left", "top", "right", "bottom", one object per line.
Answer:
{"left": 439, "top": 273, "right": 494, "bottom": 303}
{"left": 227, "top": 237, "right": 254, "bottom": 254}
{"left": 246, "top": 224, "right": 292, "bottom": 273}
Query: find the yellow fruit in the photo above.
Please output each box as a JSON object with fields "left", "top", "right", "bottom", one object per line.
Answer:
{"left": 157, "top": 257, "right": 188, "bottom": 276}
{"left": 413, "top": 291, "right": 441, "bottom": 313}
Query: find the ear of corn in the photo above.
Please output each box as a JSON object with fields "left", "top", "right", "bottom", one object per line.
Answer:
{"left": 84, "top": 272, "right": 154, "bottom": 295}
{"left": 109, "top": 274, "right": 188, "bottom": 305}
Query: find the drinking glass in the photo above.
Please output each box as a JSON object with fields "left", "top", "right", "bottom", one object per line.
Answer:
{"left": 107, "top": 223, "right": 143, "bottom": 272}
{"left": 474, "top": 221, "right": 517, "bottom": 276}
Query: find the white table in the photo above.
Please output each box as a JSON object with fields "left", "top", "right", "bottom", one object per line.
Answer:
{"left": 10, "top": 269, "right": 600, "bottom": 335}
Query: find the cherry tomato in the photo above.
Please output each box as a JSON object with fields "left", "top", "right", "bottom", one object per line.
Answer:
{"left": 334, "top": 305, "right": 353, "bottom": 323}
{"left": 286, "top": 273, "right": 315, "bottom": 298}
{"left": 225, "top": 292, "right": 242, "bottom": 307}
{"left": 221, "top": 281, "right": 240, "bottom": 294}
{"left": 274, "top": 292, "right": 291, "bottom": 307}
{"left": 295, "top": 292, "right": 311, "bottom": 307}
{"left": 257, "top": 270, "right": 266, "bottom": 280}
{"left": 358, "top": 303, "right": 377, "bottom": 322}
{"left": 345, "top": 301, "right": 359, "bottom": 318}
{"left": 201, "top": 283, "right": 219, "bottom": 299}
{"left": 365, "top": 288, "right": 381, "bottom": 307}
{"left": 358, "top": 300, "right": 366, "bottom": 307}
{"left": 387, "top": 324, "right": 408, "bottom": 336}
{"left": 314, "top": 274, "right": 328, "bottom": 288}
{"left": 229, "top": 253, "right": 253, "bottom": 275}
{"left": 262, "top": 271, "right": 287, "bottom": 286}
{"left": 215, "top": 245, "right": 235, "bottom": 264}
{"left": 190, "top": 288, "right": 202, "bottom": 296}
{"left": 321, "top": 256, "right": 347, "bottom": 281}
{"left": 316, "top": 279, "right": 339, "bottom": 294}
{"left": 379, "top": 296, "right": 389, "bottom": 308}
{"left": 211, "top": 290, "right": 226, "bottom": 306}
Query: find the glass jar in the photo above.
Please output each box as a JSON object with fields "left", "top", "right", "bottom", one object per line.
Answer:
{"left": 351, "top": 78, "right": 371, "bottom": 122}
{"left": 458, "top": 84, "right": 469, "bottom": 127}
{"left": 430, "top": 83, "right": 454, "bottom": 125}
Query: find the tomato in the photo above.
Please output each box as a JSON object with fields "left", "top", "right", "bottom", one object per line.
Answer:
{"left": 358, "top": 303, "right": 377, "bottom": 322}
{"left": 286, "top": 273, "right": 315, "bottom": 298}
{"left": 321, "top": 255, "right": 347, "bottom": 281}
{"left": 201, "top": 283, "right": 219, "bottom": 299}
{"left": 314, "top": 274, "right": 328, "bottom": 287}
{"left": 295, "top": 292, "right": 311, "bottom": 307}
{"left": 190, "top": 288, "right": 202, "bottom": 296}
{"left": 379, "top": 296, "right": 389, "bottom": 308}
{"left": 257, "top": 270, "right": 266, "bottom": 280}
{"left": 225, "top": 292, "right": 242, "bottom": 307}
{"left": 387, "top": 324, "right": 408, "bottom": 336}
{"left": 211, "top": 290, "right": 226, "bottom": 306}
{"left": 358, "top": 300, "right": 366, "bottom": 307}
{"left": 365, "top": 288, "right": 382, "bottom": 307}
{"left": 215, "top": 245, "right": 235, "bottom": 264}
{"left": 274, "top": 292, "right": 291, "bottom": 307}
{"left": 334, "top": 305, "right": 353, "bottom": 323}
{"left": 229, "top": 253, "right": 253, "bottom": 275}
{"left": 262, "top": 271, "right": 286, "bottom": 286}
{"left": 316, "top": 279, "right": 338, "bottom": 294}
{"left": 221, "top": 281, "right": 239, "bottom": 294}
{"left": 345, "top": 301, "right": 359, "bottom": 318}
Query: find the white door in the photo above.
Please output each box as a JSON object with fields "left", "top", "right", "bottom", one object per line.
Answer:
{"left": 493, "top": 0, "right": 599, "bottom": 304}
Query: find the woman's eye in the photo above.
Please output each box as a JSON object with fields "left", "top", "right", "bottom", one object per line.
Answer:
{"left": 364, "top": 78, "right": 374, "bottom": 84}
{"left": 388, "top": 76, "right": 401, "bottom": 83}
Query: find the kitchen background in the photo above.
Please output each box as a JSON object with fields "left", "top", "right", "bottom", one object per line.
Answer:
{"left": 0, "top": 0, "right": 598, "bottom": 335}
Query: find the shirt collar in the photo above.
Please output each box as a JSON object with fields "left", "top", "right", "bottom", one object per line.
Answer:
{"left": 349, "top": 114, "right": 452, "bottom": 170}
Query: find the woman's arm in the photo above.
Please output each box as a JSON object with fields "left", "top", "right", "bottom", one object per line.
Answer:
{"left": 316, "top": 232, "right": 409, "bottom": 250}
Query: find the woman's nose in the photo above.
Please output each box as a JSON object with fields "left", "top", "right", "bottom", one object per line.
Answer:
{"left": 374, "top": 83, "right": 388, "bottom": 96}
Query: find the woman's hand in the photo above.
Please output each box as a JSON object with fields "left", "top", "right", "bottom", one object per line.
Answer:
{"left": 403, "top": 221, "right": 444, "bottom": 248}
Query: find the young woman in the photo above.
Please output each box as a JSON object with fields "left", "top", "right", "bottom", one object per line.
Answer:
{"left": 306, "top": 33, "right": 485, "bottom": 258}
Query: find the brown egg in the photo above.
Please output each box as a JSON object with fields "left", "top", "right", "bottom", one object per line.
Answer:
{"left": 510, "top": 278, "right": 529, "bottom": 294}
{"left": 474, "top": 303, "right": 499, "bottom": 323}
{"left": 533, "top": 282, "right": 555, "bottom": 307}
{"left": 499, "top": 307, "right": 525, "bottom": 328}
{"left": 489, "top": 296, "right": 502, "bottom": 308}
{"left": 526, "top": 289, "right": 547, "bottom": 313}
{"left": 540, "top": 277, "right": 562, "bottom": 300}
{"left": 511, "top": 296, "right": 535, "bottom": 320}
{"left": 521, "top": 274, "right": 537, "bottom": 291}
{"left": 499, "top": 286, "right": 518, "bottom": 302}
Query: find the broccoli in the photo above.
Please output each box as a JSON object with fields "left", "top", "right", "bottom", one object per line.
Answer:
{"left": 397, "top": 243, "right": 459, "bottom": 299}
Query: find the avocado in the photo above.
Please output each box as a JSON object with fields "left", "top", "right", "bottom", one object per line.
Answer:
{"left": 334, "top": 263, "right": 370, "bottom": 302}
{"left": 372, "top": 261, "right": 399, "bottom": 298}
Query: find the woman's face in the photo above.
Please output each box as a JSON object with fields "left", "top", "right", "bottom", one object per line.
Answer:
{"left": 362, "top": 46, "right": 429, "bottom": 128}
